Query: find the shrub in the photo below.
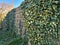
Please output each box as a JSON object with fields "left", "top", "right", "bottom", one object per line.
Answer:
{"left": 21, "top": 0, "right": 60, "bottom": 45}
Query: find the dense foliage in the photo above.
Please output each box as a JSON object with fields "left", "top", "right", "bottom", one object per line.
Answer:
{"left": 21, "top": 0, "right": 60, "bottom": 45}
{"left": 0, "top": 0, "right": 60, "bottom": 45}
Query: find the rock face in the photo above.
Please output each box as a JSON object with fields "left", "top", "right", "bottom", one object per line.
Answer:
{"left": 0, "top": 6, "right": 26, "bottom": 45}
{"left": 2, "top": 6, "right": 25, "bottom": 36}
{"left": 15, "top": 7, "right": 24, "bottom": 35}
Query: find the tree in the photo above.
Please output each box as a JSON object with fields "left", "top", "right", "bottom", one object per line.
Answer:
{"left": 21, "top": 0, "right": 60, "bottom": 45}
{"left": 0, "top": 7, "right": 8, "bottom": 29}
{"left": 0, "top": 2, "right": 13, "bottom": 29}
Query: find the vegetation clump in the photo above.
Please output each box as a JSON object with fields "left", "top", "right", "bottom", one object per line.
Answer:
{"left": 21, "top": 0, "right": 60, "bottom": 45}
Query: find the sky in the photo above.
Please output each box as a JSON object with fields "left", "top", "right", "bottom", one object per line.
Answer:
{"left": 0, "top": 0, "right": 24, "bottom": 8}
